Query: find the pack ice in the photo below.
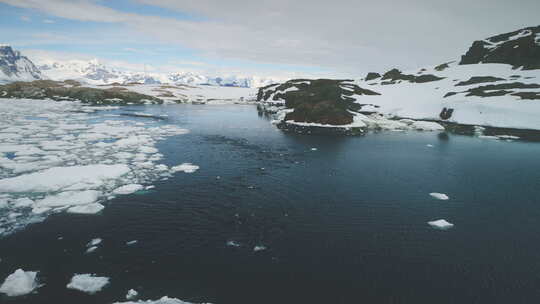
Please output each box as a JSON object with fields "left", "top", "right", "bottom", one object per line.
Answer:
{"left": 0, "top": 98, "right": 191, "bottom": 236}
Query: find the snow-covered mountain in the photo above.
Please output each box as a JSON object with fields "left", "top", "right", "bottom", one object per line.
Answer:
{"left": 0, "top": 45, "right": 42, "bottom": 83}
{"left": 37, "top": 58, "right": 277, "bottom": 88}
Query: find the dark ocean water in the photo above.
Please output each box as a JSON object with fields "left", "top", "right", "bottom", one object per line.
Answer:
{"left": 2, "top": 104, "right": 540, "bottom": 304}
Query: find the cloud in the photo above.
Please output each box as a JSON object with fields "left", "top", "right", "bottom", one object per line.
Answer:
{"left": 43, "top": 19, "right": 55, "bottom": 23}
{"left": 3, "top": 0, "right": 540, "bottom": 77}
{"left": 20, "top": 15, "right": 31, "bottom": 22}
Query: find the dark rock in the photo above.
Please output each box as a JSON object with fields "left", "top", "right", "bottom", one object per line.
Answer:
{"left": 439, "top": 108, "right": 454, "bottom": 120}
{"left": 381, "top": 68, "right": 444, "bottom": 83}
{"left": 455, "top": 76, "right": 506, "bottom": 86}
{"left": 460, "top": 25, "right": 540, "bottom": 70}
{"left": 365, "top": 72, "right": 381, "bottom": 81}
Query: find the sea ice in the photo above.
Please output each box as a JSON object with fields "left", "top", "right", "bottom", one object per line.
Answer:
{"left": 113, "top": 184, "right": 144, "bottom": 195}
{"left": 114, "top": 296, "right": 202, "bottom": 304}
{"left": 0, "top": 269, "right": 40, "bottom": 297}
{"left": 66, "top": 274, "right": 109, "bottom": 294}
{"left": 253, "top": 245, "right": 267, "bottom": 252}
{"left": 67, "top": 203, "right": 105, "bottom": 214}
{"left": 428, "top": 219, "right": 454, "bottom": 230}
{"left": 429, "top": 193, "right": 449, "bottom": 200}
{"left": 126, "top": 240, "right": 138, "bottom": 246}
{"left": 170, "top": 163, "right": 199, "bottom": 173}
{"left": 126, "top": 289, "right": 139, "bottom": 300}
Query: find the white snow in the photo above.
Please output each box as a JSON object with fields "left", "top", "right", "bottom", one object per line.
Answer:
{"left": 0, "top": 269, "right": 40, "bottom": 297}
{"left": 429, "top": 193, "right": 449, "bottom": 200}
{"left": 170, "top": 163, "right": 199, "bottom": 173}
{"left": 428, "top": 219, "right": 454, "bottom": 230}
{"left": 66, "top": 274, "right": 109, "bottom": 294}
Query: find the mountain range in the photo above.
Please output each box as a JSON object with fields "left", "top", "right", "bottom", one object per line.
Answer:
{"left": 0, "top": 47, "right": 276, "bottom": 88}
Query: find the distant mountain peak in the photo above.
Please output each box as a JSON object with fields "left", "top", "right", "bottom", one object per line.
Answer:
{"left": 0, "top": 45, "right": 42, "bottom": 83}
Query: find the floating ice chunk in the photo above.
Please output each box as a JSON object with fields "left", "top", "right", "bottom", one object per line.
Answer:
{"left": 12, "top": 197, "right": 34, "bottom": 208}
{"left": 226, "top": 240, "right": 241, "bottom": 247}
{"left": 32, "top": 206, "right": 51, "bottom": 214}
{"left": 126, "top": 289, "right": 138, "bottom": 300}
{"left": 38, "top": 190, "right": 101, "bottom": 208}
{"left": 429, "top": 193, "right": 449, "bottom": 200}
{"left": 67, "top": 274, "right": 109, "bottom": 294}
{"left": 310, "top": 148, "right": 318, "bottom": 151}
{"left": 428, "top": 219, "right": 454, "bottom": 230}
{"left": 86, "top": 246, "right": 98, "bottom": 254}
{"left": 87, "top": 238, "right": 102, "bottom": 247}
{"left": 170, "top": 163, "right": 199, "bottom": 173}
{"left": 411, "top": 121, "right": 445, "bottom": 131}
{"left": 0, "top": 269, "right": 40, "bottom": 297}
{"left": 113, "top": 184, "right": 144, "bottom": 195}
{"left": 0, "top": 165, "right": 130, "bottom": 192}
{"left": 67, "top": 203, "right": 105, "bottom": 214}
{"left": 496, "top": 135, "right": 520, "bottom": 140}
{"left": 253, "top": 245, "right": 267, "bottom": 252}
{"left": 114, "top": 296, "right": 200, "bottom": 304}
{"left": 139, "top": 146, "right": 159, "bottom": 154}
{"left": 126, "top": 240, "right": 138, "bottom": 246}
{"left": 426, "top": 144, "right": 434, "bottom": 148}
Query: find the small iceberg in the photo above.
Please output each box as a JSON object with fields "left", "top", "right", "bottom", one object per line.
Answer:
{"left": 0, "top": 269, "right": 40, "bottom": 297}
{"left": 428, "top": 219, "right": 454, "bottom": 230}
{"left": 253, "top": 245, "right": 267, "bottom": 252}
{"left": 66, "top": 274, "right": 109, "bottom": 294}
{"left": 170, "top": 163, "right": 199, "bottom": 173}
{"left": 126, "top": 288, "right": 138, "bottom": 300}
{"left": 226, "top": 240, "right": 241, "bottom": 247}
{"left": 126, "top": 240, "right": 138, "bottom": 246}
{"left": 429, "top": 192, "right": 449, "bottom": 200}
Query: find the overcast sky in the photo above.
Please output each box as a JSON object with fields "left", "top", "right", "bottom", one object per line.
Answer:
{"left": 1, "top": 0, "right": 538, "bottom": 79}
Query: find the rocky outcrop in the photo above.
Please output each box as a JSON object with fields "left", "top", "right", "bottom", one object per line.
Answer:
{"left": 381, "top": 68, "right": 444, "bottom": 84}
{"left": 0, "top": 80, "right": 163, "bottom": 105}
{"left": 257, "top": 79, "right": 380, "bottom": 125}
{"left": 460, "top": 25, "right": 540, "bottom": 70}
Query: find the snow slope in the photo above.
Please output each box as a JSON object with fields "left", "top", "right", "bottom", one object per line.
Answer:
{"left": 357, "top": 62, "right": 540, "bottom": 130}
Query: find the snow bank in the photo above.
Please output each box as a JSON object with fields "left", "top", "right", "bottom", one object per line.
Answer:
{"left": 0, "top": 269, "right": 40, "bottom": 297}
{"left": 66, "top": 274, "right": 109, "bottom": 294}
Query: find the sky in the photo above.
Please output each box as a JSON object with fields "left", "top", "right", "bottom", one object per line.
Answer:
{"left": 0, "top": 0, "right": 539, "bottom": 79}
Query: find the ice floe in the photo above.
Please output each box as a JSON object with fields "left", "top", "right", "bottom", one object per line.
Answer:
{"left": 429, "top": 193, "right": 449, "bottom": 200}
{"left": 0, "top": 269, "right": 40, "bottom": 297}
{"left": 428, "top": 219, "right": 454, "bottom": 230}
{"left": 113, "top": 184, "right": 144, "bottom": 195}
{"left": 67, "top": 274, "right": 109, "bottom": 294}
{"left": 253, "top": 245, "right": 267, "bottom": 252}
{"left": 126, "top": 240, "right": 138, "bottom": 246}
{"left": 114, "top": 296, "right": 205, "bottom": 304}
{"left": 126, "top": 289, "right": 139, "bottom": 300}
{"left": 170, "top": 163, "right": 200, "bottom": 173}
{"left": 0, "top": 98, "right": 191, "bottom": 236}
